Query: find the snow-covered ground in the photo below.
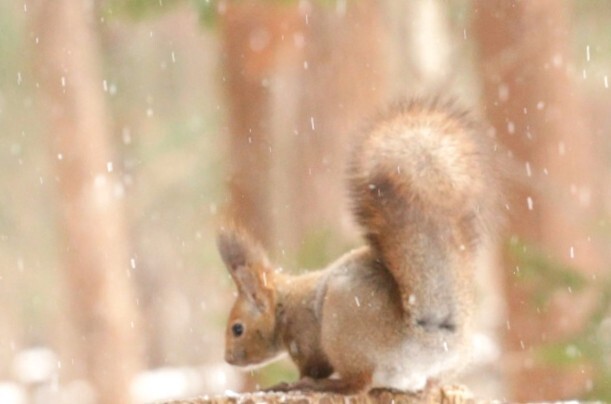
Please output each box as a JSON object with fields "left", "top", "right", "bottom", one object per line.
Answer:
{"left": 0, "top": 347, "right": 243, "bottom": 404}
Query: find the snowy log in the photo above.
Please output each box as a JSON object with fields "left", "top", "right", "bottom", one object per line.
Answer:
{"left": 164, "top": 385, "right": 474, "bottom": 404}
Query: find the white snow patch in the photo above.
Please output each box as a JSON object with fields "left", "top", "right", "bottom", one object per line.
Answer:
{"left": 470, "top": 333, "right": 500, "bottom": 364}
{"left": 0, "top": 383, "right": 26, "bottom": 404}
{"left": 13, "top": 347, "right": 58, "bottom": 384}
{"left": 131, "top": 364, "right": 242, "bottom": 403}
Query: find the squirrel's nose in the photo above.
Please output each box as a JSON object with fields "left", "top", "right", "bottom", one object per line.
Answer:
{"left": 225, "top": 349, "right": 245, "bottom": 365}
{"left": 225, "top": 351, "right": 236, "bottom": 364}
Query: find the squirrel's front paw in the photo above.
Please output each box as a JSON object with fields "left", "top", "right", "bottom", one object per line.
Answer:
{"left": 439, "top": 384, "right": 474, "bottom": 404}
{"left": 262, "top": 381, "right": 292, "bottom": 392}
{"left": 263, "top": 377, "right": 316, "bottom": 392}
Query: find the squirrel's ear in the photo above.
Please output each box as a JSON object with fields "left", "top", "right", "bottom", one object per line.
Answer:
{"left": 217, "top": 226, "right": 274, "bottom": 312}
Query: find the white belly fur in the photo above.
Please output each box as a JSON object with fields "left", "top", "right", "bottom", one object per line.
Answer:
{"left": 371, "top": 339, "right": 462, "bottom": 391}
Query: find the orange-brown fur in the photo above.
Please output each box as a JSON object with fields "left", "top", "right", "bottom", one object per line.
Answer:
{"left": 217, "top": 98, "right": 498, "bottom": 394}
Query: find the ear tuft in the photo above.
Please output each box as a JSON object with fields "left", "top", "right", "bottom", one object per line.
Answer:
{"left": 216, "top": 224, "right": 275, "bottom": 312}
{"left": 217, "top": 229, "right": 246, "bottom": 271}
{"left": 216, "top": 225, "right": 268, "bottom": 272}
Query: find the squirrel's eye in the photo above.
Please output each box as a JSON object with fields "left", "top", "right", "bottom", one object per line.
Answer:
{"left": 231, "top": 323, "right": 244, "bottom": 337}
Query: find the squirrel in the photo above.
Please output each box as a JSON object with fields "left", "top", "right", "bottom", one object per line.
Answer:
{"left": 217, "top": 98, "right": 498, "bottom": 394}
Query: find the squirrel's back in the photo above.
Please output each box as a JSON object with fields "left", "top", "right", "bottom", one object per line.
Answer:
{"left": 349, "top": 98, "right": 497, "bottom": 329}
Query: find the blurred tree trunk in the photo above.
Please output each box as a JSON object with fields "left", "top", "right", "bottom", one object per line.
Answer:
{"left": 30, "top": 1, "right": 142, "bottom": 402}
{"left": 473, "top": 1, "right": 602, "bottom": 400}
{"left": 219, "top": 1, "right": 300, "bottom": 248}
{"left": 383, "top": 0, "right": 452, "bottom": 96}
{"left": 0, "top": 255, "right": 19, "bottom": 379}
{"left": 219, "top": 1, "right": 389, "bottom": 262}
{"left": 287, "top": 0, "right": 389, "bottom": 255}
{"left": 219, "top": 1, "right": 301, "bottom": 390}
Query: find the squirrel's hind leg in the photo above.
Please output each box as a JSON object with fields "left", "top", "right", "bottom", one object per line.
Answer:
{"left": 265, "top": 372, "right": 371, "bottom": 394}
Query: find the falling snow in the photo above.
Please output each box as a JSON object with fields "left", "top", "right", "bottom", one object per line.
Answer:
{"left": 498, "top": 84, "right": 509, "bottom": 101}
{"left": 586, "top": 45, "right": 591, "bottom": 62}
{"left": 525, "top": 162, "right": 532, "bottom": 177}
{"left": 3, "top": 3, "right": 610, "bottom": 402}
{"left": 507, "top": 121, "right": 515, "bottom": 134}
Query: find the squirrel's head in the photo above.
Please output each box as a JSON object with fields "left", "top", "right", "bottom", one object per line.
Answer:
{"left": 217, "top": 226, "right": 281, "bottom": 367}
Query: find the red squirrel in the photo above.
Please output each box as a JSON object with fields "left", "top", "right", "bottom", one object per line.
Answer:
{"left": 217, "top": 98, "right": 498, "bottom": 394}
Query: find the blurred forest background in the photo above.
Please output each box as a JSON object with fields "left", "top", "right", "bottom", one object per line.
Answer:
{"left": 0, "top": 0, "right": 610, "bottom": 403}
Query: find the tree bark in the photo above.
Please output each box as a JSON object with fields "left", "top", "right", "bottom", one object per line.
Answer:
{"left": 383, "top": 0, "right": 452, "bottom": 96}
{"left": 219, "top": 1, "right": 300, "bottom": 248}
{"left": 473, "top": 1, "right": 602, "bottom": 400}
{"left": 288, "top": 0, "right": 389, "bottom": 251}
{"left": 30, "top": 1, "right": 142, "bottom": 402}
{"left": 218, "top": 1, "right": 389, "bottom": 261}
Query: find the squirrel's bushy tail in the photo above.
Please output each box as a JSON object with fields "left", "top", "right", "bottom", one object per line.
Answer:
{"left": 349, "top": 98, "right": 497, "bottom": 327}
